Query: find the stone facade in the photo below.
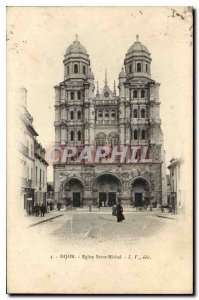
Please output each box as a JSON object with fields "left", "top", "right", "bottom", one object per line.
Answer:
{"left": 168, "top": 158, "right": 184, "bottom": 214}
{"left": 53, "top": 35, "right": 165, "bottom": 207}
{"left": 19, "top": 88, "right": 48, "bottom": 214}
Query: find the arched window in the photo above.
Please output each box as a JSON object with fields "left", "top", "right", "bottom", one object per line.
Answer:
{"left": 141, "top": 109, "right": 146, "bottom": 118}
{"left": 95, "top": 133, "right": 106, "bottom": 146}
{"left": 141, "top": 130, "right": 146, "bottom": 140}
{"left": 74, "top": 64, "right": 78, "bottom": 74}
{"left": 70, "top": 111, "right": 74, "bottom": 120}
{"left": 137, "top": 63, "right": 141, "bottom": 72}
{"left": 83, "top": 65, "right": 86, "bottom": 75}
{"left": 98, "top": 111, "right": 103, "bottom": 119}
{"left": 77, "top": 111, "right": 81, "bottom": 120}
{"left": 67, "top": 66, "right": 69, "bottom": 75}
{"left": 141, "top": 90, "right": 145, "bottom": 98}
{"left": 77, "top": 131, "right": 81, "bottom": 141}
{"left": 133, "top": 109, "right": 138, "bottom": 118}
{"left": 70, "top": 92, "right": 74, "bottom": 100}
{"left": 104, "top": 111, "right": 109, "bottom": 118}
{"left": 129, "top": 64, "right": 132, "bottom": 74}
{"left": 146, "top": 64, "right": 148, "bottom": 73}
{"left": 70, "top": 131, "right": 74, "bottom": 141}
{"left": 134, "top": 130, "right": 138, "bottom": 140}
{"left": 111, "top": 112, "right": 116, "bottom": 119}
{"left": 77, "top": 91, "right": 81, "bottom": 100}
{"left": 133, "top": 90, "right": 138, "bottom": 98}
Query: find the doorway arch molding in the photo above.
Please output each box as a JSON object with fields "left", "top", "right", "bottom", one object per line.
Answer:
{"left": 129, "top": 176, "right": 151, "bottom": 190}
{"left": 63, "top": 176, "right": 85, "bottom": 189}
{"left": 93, "top": 172, "right": 123, "bottom": 191}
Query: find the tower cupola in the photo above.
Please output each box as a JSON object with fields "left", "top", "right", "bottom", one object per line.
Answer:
{"left": 63, "top": 35, "right": 91, "bottom": 81}
{"left": 124, "top": 35, "right": 151, "bottom": 79}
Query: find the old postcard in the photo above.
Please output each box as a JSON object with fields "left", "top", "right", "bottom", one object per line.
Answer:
{"left": 7, "top": 6, "right": 193, "bottom": 294}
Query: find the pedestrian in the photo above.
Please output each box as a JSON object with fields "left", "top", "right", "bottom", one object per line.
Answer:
{"left": 89, "top": 202, "right": 92, "bottom": 212}
{"left": 40, "top": 203, "right": 45, "bottom": 217}
{"left": 39, "top": 203, "right": 42, "bottom": 217}
{"left": 35, "top": 203, "right": 40, "bottom": 217}
{"left": 116, "top": 200, "right": 125, "bottom": 222}
{"left": 47, "top": 201, "right": 50, "bottom": 213}
{"left": 50, "top": 201, "right": 53, "bottom": 211}
{"left": 112, "top": 204, "right": 117, "bottom": 216}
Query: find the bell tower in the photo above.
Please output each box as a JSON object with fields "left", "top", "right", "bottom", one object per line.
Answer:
{"left": 54, "top": 35, "right": 95, "bottom": 148}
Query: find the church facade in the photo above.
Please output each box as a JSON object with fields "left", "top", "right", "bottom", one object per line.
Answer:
{"left": 53, "top": 36, "right": 166, "bottom": 207}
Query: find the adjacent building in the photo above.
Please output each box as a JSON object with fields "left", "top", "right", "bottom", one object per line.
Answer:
{"left": 168, "top": 158, "right": 184, "bottom": 214}
{"left": 19, "top": 88, "right": 48, "bottom": 215}
{"left": 53, "top": 36, "right": 166, "bottom": 208}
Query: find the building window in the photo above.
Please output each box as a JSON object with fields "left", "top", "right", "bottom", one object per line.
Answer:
{"left": 111, "top": 112, "right": 116, "bottom": 118}
{"left": 141, "top": 130, "right": 146, "bottom": 140}
{"left": 70, "top": 111, "right": 74, "bottom": 120}
{"left": 83, "top": 65, "right": 86, "bottom": 74}
{"left": 146, "top": 64, "right": 148, "bottom": 73}
{"left": 134, "top": 130, "right": 138, "bottom": 140}
{"left": 141, "top": 109, "right": 146, "bottom": 118}
{"left": 141, "top": 90, "right": 145, "bottom": 98}
{"left": 27, "top": 141, "right": 29, "bottom": 155}
{"left": 133, "top": 109, "right": 138, "bottom": 118}
{"left": 31, "top": 144, "right": 33, "bottom": 157}
{"left": 137, "top": 63, "right": 141, "bottom": 72}
{"left": 78, "top": 131, "right": 81, "bottom": 141}
{"left": 98, "top": 111, "right": 103, "bottom": 118}
{"left": 96, "top": 133, "right": 106, "bottom": 146}
{"left": 70, "top": 92, "right": 74, "bottom": 100}
{"left": 77, "top": 111, "right": 81, "bottom": 119}
{"left": 77, "top": 91, "right": 81, "bottom": 100}
{"left": 67, "top": 66, "right": 69, "bottom": 75}
{"left": 36, "top": 166, "right": 37, "bottom": 183}
{"left": 133, "top": 90, "right": 138, "bottom": 98}
{"left": 129, "top": 64, "right": 132, "bottom": 73}
{"left": 74, "top": 64, "right": 78, "bottom": 73}
{"left": 70, "top": 131, "right": 74, "bottom": 141}
{"left": 104, "top": 111, "right": 109, "bottom": 118}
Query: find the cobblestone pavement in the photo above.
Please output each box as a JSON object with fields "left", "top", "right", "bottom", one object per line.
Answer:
{"left": 29, "top": 211, "right": 174, "bottom": 246}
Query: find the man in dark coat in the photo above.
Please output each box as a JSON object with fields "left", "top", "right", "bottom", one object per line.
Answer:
{"left": 50, "top": 201, "right": 53, "bottom": 211}
{"left": 40, "top": 203, "right": 45, "bottom": 217}
{"left": 116, "top": 200, "right": 125, "bottom": 222}
{"left": 35, "top": 203, "right": 39, "bottom": 217}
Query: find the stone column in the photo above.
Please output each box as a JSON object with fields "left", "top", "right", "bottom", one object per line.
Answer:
{"left": 55, "top": 126, "right": 61, "bottom": 146}
{"left": 61, "top": 126, "right": 66, "bottom": 145}
{"left": 120, "top": 125, "right": 125, "bottom": 144}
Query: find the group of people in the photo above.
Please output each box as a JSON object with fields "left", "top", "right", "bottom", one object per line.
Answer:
{"left": 34, "top": 201, "right": 54, "bottom": 217}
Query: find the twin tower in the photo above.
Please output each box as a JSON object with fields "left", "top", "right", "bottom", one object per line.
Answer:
{"left": 53, "top": 35, "right": 165, "bottom": 208}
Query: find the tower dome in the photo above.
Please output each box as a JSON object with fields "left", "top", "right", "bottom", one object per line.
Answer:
{"left": 63, "top": 35, "right": 91, "bottom": 81}
{"left": 124, "top": 35, "right": 151, "bottom": 79}
{"left": 126, "top": 35, "right": 149, "bottom": 56}
{"left": 65, "top": 39, "right": 88, "bottom": 55}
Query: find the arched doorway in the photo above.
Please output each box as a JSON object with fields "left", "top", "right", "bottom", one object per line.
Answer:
{"left": 65, "top": 178, "right": 84, "bottom": 207}
{"left": 131, "top": 177, "right": 151, "bottom": 207}
{"left": 93, "top": 173, "right": 122, "bottom": 207}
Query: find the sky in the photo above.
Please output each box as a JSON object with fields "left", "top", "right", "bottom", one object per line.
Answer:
{"left": 7, "top": 7, "right": 193, "bottom": 181}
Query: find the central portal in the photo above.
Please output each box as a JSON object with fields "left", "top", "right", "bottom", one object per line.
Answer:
{"left": 108, "top": 192, "right": 116, "bottom": 206}
{"left": 73, "top": 192, "right": 81, "bottom": 207}
{"left": 94, "top": 173, "right": 122, "bottom": 207}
